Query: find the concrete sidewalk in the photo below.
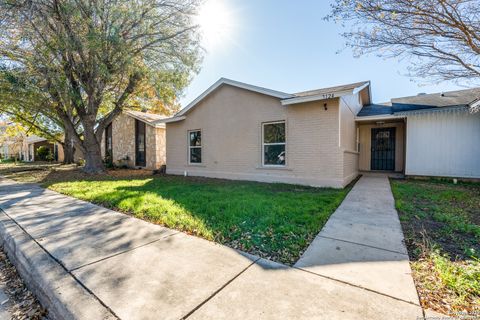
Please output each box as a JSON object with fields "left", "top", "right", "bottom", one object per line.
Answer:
{"left": 295, "top": 174, "right": 420, "bottom": 304}
{"left": 0, "top": 177, "right": 423, "bottom": 320}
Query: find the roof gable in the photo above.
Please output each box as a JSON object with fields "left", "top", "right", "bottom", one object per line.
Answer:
{"left": 124, "top": 110, "right": 168, "bottom": 128}
{"left": 176, "top": 78, "right": 294, "bottom": 117}
{"left": 173, "top": 78, "right": 371, "bottom": 120}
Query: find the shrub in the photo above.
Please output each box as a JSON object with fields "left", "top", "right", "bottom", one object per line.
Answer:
{"left": 36, "top": 146, "right": 53, "bottom": 161}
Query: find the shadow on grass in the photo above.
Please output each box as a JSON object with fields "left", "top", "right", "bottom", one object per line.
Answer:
{"left": 39, "top": 171, "right": 351, "bottom": 265}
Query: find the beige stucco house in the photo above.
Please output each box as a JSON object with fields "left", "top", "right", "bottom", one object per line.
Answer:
{"left": 161, "top": 78, "right": 480, "bottom": 188}
{"left": 101, "top": 110, "right": 167, "bottom": 170}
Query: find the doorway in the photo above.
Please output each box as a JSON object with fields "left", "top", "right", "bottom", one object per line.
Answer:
{"left": 371, "top": 127, "right": 395, "bottom": 171}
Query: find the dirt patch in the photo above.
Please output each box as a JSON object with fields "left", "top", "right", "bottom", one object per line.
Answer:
{"left": 0, "top": 248, "right": 48, "bottom": 319}
{"left": 391, "top": 178, "right": 480, "bottom": 315}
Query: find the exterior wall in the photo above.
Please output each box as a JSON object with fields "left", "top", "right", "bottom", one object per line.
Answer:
{"left": 339, "top": 94, "right": 362, "bottom": 185}
{"left": 358, "top": 122, "right": 405, "bottom": 172}
{"left": 405, "top": 109, "right": 480, "bottom": 178}
{"left": 56, "top": 143, "right": 65, "bottom": 162}
{"left": 146, "top": 126, "right": 166, "bottom": 170}
{"left": 166, "top": 85, "right": 347, "bottom": 188}
{"left": 111, "top": 113, "right": 136, "bottom": 167}
{"left": 100, "top": 113, "right": 166, "bottom": 170}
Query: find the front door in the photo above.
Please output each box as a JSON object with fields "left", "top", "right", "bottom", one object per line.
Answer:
{"left": 371, "top": 127, "right": 395, "bottom": 171}
{"left": 135, "top": 120, "right": 146, "bottom": 167}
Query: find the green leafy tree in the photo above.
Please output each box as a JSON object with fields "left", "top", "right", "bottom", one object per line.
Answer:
{"left": 327, "top": 0, "right": 480, "bottom": 84}
{"left": 0, "top": 0, "right": 202, "bottom": 173}
{"left": 0, "top": 67, "right": 80, "bottom": 163}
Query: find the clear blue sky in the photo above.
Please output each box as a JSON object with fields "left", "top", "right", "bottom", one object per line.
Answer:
{"left": 180, "top": 0, "right": 463, "bottom": 107}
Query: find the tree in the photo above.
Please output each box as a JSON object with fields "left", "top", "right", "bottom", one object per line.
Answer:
{"left": 0, "top": 0, "right": 202, "bottom": 173}
{"left": 327, "top": 0, "right": 480, "bottom": 84}
{"left": 0, "top": 67, "right": 80, "bottom": 163}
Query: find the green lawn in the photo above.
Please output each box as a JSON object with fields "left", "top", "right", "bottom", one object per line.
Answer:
{"left": 44, "top": 174, "right": 351, "bottom": 265}
{"left": 390, "top": 179, "right": 480, "bottom": 314}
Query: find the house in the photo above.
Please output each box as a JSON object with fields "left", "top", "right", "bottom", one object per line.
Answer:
{"left": 23, "top": 135, "right": 64, "bottom": 162}
{"left": 0, "top": 121, "right": 25, "bottom": 160}
{"left": 0, "top": 121, "right": 64, "bottom": 162}
{"left": 162, "top": 78, "right": 480, "bottom": 187}
{"left": 357, "top": 88, "right": 480, "bottom": 178}
{"left": 100, "top": 110, "right": 168, "bottom": 170}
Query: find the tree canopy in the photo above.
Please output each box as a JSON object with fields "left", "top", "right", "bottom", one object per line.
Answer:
{"left": 0, "top": 0, "right": 202, "bottom": 172}
{"left": 327, "top": 0, "right": 480, "bottom": 84}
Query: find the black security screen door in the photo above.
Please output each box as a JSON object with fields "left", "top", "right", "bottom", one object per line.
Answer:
{"left": 135, "top": 120, "right": 146, "bottom": 167}
{"left": 371, "top": 127, "right": 395, "bottom": 171}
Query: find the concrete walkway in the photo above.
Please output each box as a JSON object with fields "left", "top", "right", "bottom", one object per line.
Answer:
{"left": 295, "top": 174, "right": 420, "bottom": 304}
{"left": 0, "top": 177, "right": 423, "bottom": 320}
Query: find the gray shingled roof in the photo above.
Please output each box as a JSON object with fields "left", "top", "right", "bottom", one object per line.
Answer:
{"left": 391, "top": 87, "right": 480, "bottom": 108}
{"left": 294, "top": 81, "right": 370, "bottom": 98}
{"left": 357, "top": 87, "right": 480, "bottom": 117}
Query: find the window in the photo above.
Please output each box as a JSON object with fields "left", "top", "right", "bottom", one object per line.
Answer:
{"left": 263, "top": 121, "right": 286, "bottom": 166}
{"left": 135, "top": 120, "right": 146, "bottom": 167}
{"left": 189, "top": 130, "right": 202, "bottom": 164}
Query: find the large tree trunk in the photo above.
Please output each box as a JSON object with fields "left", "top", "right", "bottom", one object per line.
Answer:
{"left": 62, "top": 130, "right": 75, "bottom": 164}
{"left": 82, "top": 124, "right": 105, "bottom": 174}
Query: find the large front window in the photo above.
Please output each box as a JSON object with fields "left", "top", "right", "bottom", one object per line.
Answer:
{"left": 263, "top": 121, "right": 286, "bottom": 166}
{"left": 189, "top": 130, "right": 202, "bottom": 164}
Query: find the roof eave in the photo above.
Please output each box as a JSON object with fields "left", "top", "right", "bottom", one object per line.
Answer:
{"left": 176, "top": 78, "right": 293, "bottom": 117}
{"left": 281, "top": 89, "right": 353, "bottom": 106}
{"left": 124, "top": 111, "right": 166, "bottom": 128}
{"left": 355, "top": 114, "right": 403, "bottom": 121}
{"left": 158, "top": 116, "right": 186, "bottom": 124}
{"left": 281, "top": 82, "right": 371, "bottom": 106}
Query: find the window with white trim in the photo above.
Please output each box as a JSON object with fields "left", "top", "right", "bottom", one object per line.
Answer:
{"left": 262, "top": 121, "right": 286, "bottom": 166}
{"left": 188, "top": 130, "right": 202, "bottom": 164}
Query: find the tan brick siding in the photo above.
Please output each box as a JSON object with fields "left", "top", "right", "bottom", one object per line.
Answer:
{"left": 166, "top": 84, "right": 347, "bottom": 188}
{"left": 339, "top": 95, "right": 361, "bottom": 185}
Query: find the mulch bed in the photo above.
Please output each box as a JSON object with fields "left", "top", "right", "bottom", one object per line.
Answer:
{"left": 0, "top": 248, "right": 48, "bottom": 320}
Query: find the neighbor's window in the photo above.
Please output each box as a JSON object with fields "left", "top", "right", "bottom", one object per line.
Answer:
{"left": 263, "top": 121, "right": 286, "bottom": 166}
{"left": 189, "top": 130, "right": 202, "bottom": 164}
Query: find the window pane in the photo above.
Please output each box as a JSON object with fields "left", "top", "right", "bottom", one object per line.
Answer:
{"left": 264, "top": 144, "right": 285, "bottom": 165}
{"left": 264, "top": 123, "right": 285, "bottom": 143}
{"left": 190, "top": 131, "right": 201, "bottom": 146}
{"left": 190, "top": 147, "right": 202, "bottom": 163}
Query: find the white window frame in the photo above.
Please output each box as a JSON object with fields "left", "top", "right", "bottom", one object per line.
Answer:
{"left": 262, "top": 121, "right": 286, "bottom": 167}
{"left": 188, "top": 129, "right": 202, "bottom": 165}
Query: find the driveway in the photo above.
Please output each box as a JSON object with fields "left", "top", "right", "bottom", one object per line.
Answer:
{"left": 0, "top": 176, "right": 423, "bottom": 320}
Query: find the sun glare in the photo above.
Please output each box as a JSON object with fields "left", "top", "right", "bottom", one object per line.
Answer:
{"left": 196, "top": 0, "right": 236, "bottom": 50}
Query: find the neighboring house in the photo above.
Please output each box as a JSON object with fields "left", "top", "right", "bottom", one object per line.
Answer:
{"left": 0, "top": 121, "right": 65, "bottom": 162}
{"left": 23, "top": 135, "right": 64, "bottom": 162}
{"left": 357, "top": 88, "right": 480, "bottom": 178}
{"left": 0, "top": 121, "right": 27, "bottom": 160}
{"left": 162, "top": 78, "right": 480, "bottom": 188}
{"left": 100, "top": 110, "right": 168, "bottom": 170}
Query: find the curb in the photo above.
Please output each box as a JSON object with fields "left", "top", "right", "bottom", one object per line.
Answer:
{"left": 0, "top": 210, "right": 116, "bottom": 320}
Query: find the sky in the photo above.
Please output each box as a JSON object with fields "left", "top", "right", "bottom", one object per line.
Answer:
{"left": 179, "top": 0, "right": 465, "bottom": 108}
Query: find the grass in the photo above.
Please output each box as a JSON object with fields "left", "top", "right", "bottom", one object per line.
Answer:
{"left": 391, "top": 178, "right": 480, "bottom": 314}
{"left": 0, "top": 163, "right": 351, "bottom": 265}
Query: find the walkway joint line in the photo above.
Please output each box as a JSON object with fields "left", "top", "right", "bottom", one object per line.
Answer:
{"left": 0, "top": 207, "right": 121, "bottom": 320}
{"left": 293, "top": 266, "right": 421, "bottom": 307}
{"left": 69, "top": 231, "right": 182, "bottom": 272}
{"left": 181, "top": 257, "right": 261, "bottom": 320}
{"left": 316, "top": 235, "right": 409, "bottom": 256}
